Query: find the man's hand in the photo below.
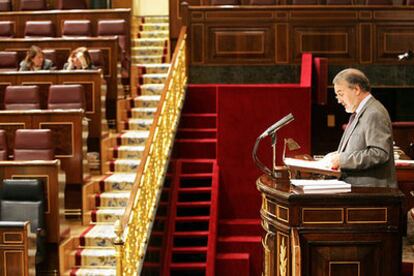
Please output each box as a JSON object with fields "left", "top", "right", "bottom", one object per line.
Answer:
{"left": 322, "top": 151, "right": 341, "bottom": 170}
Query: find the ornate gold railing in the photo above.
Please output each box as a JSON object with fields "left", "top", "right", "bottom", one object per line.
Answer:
{"left": 114, "top": 27, "right": 188, "bottom": 275}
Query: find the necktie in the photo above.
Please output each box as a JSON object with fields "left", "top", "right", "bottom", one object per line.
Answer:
{"left": 348, "top": 112, "right": 356, "bottom": 126}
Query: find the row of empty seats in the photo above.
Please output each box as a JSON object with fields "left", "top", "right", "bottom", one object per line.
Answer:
{"left": 2, "top": 84, "right": 85, "bottom": 110}
{"left": 0, "top": 19, "right": 126, "bottom": 41}
{"left": 0, "top": 129, "right": 54, "bottom": 160}
{"left": 0, "top": 0, "right": 86, "bottom": 11}
{"left": 0, "top": 49, "right": 104, "bottom": 71}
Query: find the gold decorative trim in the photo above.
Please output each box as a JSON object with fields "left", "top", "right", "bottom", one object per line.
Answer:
{"left": 277, "top": 232, "right": 289, "bottom": 276}
{"left": 262, "top": 233, "right": 271, "bottom": 276}
{"left": 346, "top": 207, "right": 387, "bottom": 224}
{"left": 277, "top": 205, "right": 289, "bottom": 223}
{"left": 302, "top": 208, "right": 344, "bottom": 224}
{"left": 3, "top": 232, "right": 23, "bottom": 244}
{"left": 329, "top": 261, "right": 360, "bottom": 276}
{"left": 12, "top": 175, "right": 50, "bottom": 214}
{"left": 39, "top": 121, "right": 74, "bottom": 158}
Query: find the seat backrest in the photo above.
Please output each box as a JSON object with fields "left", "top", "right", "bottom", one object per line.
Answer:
{"left": 24, "top": 21, "right": 55, "bottom": 38}
{"left": 0, "top": 0, "right": 11, "bottom": 11}
{"left": 19, "top": 0, "right": 46, "bottom": 10}
{"left": 4, "top": 85, "right": 40, "bottom": 110}
{"left": 0, "top": 130, "right": 7, "bottom": 160}
{"left": 55, "top": 0, "right": 86, "bottom": 9}
{"left": 13, "top": 129, "right": 54, "bottom": 160}
{"left": 43, "top": 49, "right": 57, "bottom": 68}
{"left": 62, "top": 20, "right": 92, "bottom": 37}
{"left": 0, "top": 51, "right": 18, "bottom": 71}
{"left": 97, "top": 19, "right": 127, "bottom": 52}
{"left": 0, "top": 21, "right": 15, "bottom": 38}
{"left": 89, "top": 49, "right": 105, "bottom": 70}
{"left": 48, "top": 84, "right": 85, "bottom": 110}
{"left": 0, "top": 178, "right": 45, "bottom": 263}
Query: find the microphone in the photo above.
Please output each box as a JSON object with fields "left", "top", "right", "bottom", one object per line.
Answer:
{"left": 260, "top": 113, "right": 294, "bottom": 138}
{"left": 398, "top": 50, "right": 413, "bottom": 61}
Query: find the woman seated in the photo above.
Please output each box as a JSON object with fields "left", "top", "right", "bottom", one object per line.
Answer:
{"left": 19, "top": 45, "right": 54, "bottom": 71}
{"left": 63, "top": 47, "right": 95, "bottom": 70}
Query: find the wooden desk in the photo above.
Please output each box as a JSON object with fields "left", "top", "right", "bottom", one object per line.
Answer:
{"left": 0, "top": 160, "right": 68, "bottom": 243}
{"left": 257, "top": 172, "right": 404, "bottom": 276}
{"left": 0, "top": 38, "right": 119, "bottom": 120}
{"left": 0, "top": 110, "right": 87, "bottom": 185}
{"left": 0, "top": 70, "right": 107, "bottom": 152}
{"left": 0, "top": 221, "right": 35, "bottom": 276}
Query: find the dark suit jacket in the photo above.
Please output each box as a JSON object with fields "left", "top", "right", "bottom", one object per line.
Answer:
{"left": 338, "top": 96, "right": 397, "bottom": 187}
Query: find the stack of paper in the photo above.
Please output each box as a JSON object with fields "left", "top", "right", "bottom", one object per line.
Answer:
{"left": 291, "top": 179, "right": 351, "bottom": 194}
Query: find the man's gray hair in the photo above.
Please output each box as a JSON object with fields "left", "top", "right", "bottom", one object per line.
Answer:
{"left": 332, "top": 68, "right": 371, "bottom": 92}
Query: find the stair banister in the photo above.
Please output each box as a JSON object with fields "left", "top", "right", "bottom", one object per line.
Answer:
{"left": 115, "top": 26, "right": 188, "bottom": 275}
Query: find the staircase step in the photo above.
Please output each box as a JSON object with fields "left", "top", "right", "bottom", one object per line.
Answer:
{"left": 139, "top": 73, "right": 168, "bottom": 85}
{"left": 109, "top": 159, "right": 141, "bottom": 173}
{"left": 131, "top": 107, "right": 157, "bottom": 118}
{"left": 68, "top": 267, "right": 116, "bottom": 276}
{"left": 102, "top": 173, "right": 136, "bottom": 192}
{"left": 75, "top": 248, "right": 116, "bottom": 266}
{"left": 95, "top": 191, "right": 130, "bottom": 208}
{"left": 91, "top": 208, "right": 125, "bottom": 223}
{"left": 133, "top": 38, "right": 168, "bottom": 48}
{"left": 132, "top": 46, "right": 167, "bottom": 56}
{"left": 138, "top": 84, "right": 165, "bottom": 96}
{"left": 138, "top": 16, "right": 169, "bottom": 24}
{"left": 170, "top": 262, "right": 206, "bottom": 270}
{"left": 80, "top": 224, "right": 116, "bottom": 247}
{"left": 174, "top": 231, "right": 209, "bottom": 237}
{"left": 216, "top": 253, "right": 250, "bottom": 276}
{"left": 137, "top": 30, "right": 169, "bottom": 39}
{"left": 176, "top": 201, "right": 212, "bottom": 208}
{"left": 135, "top": 64, "right": 170, "bottom": 75}
{"left": 134, "top": 95, "right": 161, "bottom": 107}
{"left": 179, "top": 113, "right": 217, "bottom": 129}
{"left": 173, "top": 246, "right": 208, "bottom": 253}
{"left": 173, "top": 139, "right": 217, "bottom": 159}
{"left": 133, "top": 55, "right": 167, "bottom": 64}
{"left": 176, "top": 128, "right": 217, "bottom": 139}
{"left": 218, "top": 219, "right": 261, "bottom": 236}
{"left": 139, "top": 23, "right": 169, "bottom": 31}
{"left": 112, "top": 145, "right": 145, "bottom": 159}
{"left": 118, "top": 131, "right": 149, "bottom": 146}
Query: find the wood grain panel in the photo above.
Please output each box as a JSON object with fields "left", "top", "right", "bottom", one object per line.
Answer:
{"left": 208, "top": 27, "right": 274, "bottom": 64}
{"left": 293, "top": 26, "right": 355, "bottom": 62}
{"left": 360, "top": 23, "right": 373, "bottom": 63}
{"left": 377, "top": 25, "right": 414, "bottom": 62}
{"left": 191, "top": 24, "right": 205, "bottom": 64}
{"left": 276, "top": 23, "right": 289, "bottom": 63}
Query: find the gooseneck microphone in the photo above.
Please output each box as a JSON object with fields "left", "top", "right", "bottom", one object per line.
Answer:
{"left": 260, "top": 113, "right": 294, "bottom": 138}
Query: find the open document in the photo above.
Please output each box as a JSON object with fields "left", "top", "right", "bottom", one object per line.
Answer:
{"left": 284, "top": 157, "right": 341, "bottom": 177}
{"left": 291, "top": 179, "right": 351, "bottom": 194}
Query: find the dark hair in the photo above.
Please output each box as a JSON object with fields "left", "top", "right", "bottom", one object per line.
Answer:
{"left": 24, "top": 45, "right": 44, "bottom": 70}
{"left": 332, "top": 68, "right": 371, "bottom": 92}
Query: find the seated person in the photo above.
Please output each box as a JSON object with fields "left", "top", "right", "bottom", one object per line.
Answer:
{"left": 63, "top": 47, "right": 95, "bottom": 70}
{"left": 19, "top": 45, "right": 54, "bottom": 71}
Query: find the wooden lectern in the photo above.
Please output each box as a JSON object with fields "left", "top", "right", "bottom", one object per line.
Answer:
{"left": 256, "top": 166, "right": 404, "bottom": 276}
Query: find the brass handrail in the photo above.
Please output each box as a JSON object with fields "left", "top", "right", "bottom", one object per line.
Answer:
{"left": 115, "top": 26, "right": 188, "bottom": 275}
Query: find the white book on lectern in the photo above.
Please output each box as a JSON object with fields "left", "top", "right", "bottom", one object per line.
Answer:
{"left": 283, "top": 157, "right": 341, "bottom": 177}
{"left": 291, "top": 179, "right": 351, "bottom": 190}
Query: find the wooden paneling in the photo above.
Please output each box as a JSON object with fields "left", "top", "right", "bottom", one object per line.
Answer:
{"left": 0, "top": 222, "right": 33, "bottom": 276}
{"left": 258, "top": 174, "right": 404, "bottom": 276}
{"left": 0, "top": 161, "right": 68, "bottom": 243}
{"left": 0, "top": 71, "right": 106, "bottom": 152}
{"left": 0, "top": 110, "right": 86, "bottom": 185}
{"left": 179, "top": 5, "right": 414, "bottom": 65}
{"left": 0, "top": 38, "right": 118, "bottom": 120}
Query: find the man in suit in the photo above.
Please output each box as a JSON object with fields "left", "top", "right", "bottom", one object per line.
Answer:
{"left": 324, "top": 68, "right": 396, "bottom": 187}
